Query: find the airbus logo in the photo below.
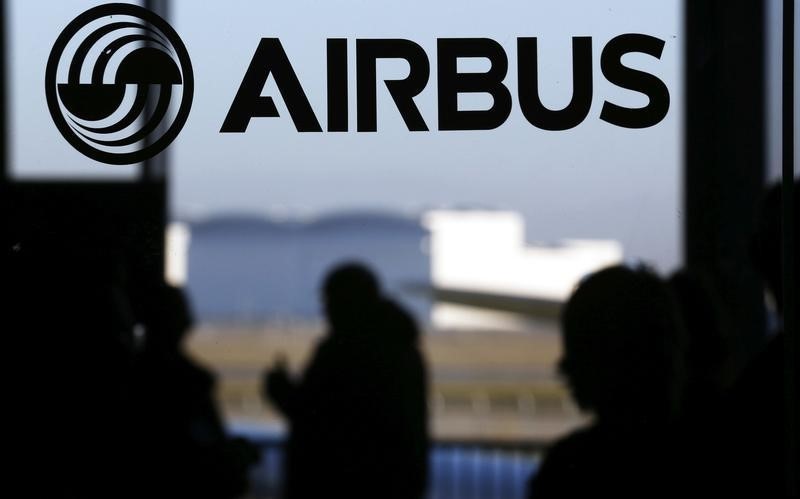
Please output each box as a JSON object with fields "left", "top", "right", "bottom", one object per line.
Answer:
{"left": 48, "top": 4, "right": 671, "bottom": 165}
{"left": 46, "top": 3, "right": 193, "bottom": 165}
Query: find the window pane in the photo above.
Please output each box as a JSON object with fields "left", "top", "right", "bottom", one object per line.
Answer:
{"left": 171, "top": 0, "right": 682, "bottom": 272}
{"left": 9, "top": 0, "right": 143, "bottom": 179}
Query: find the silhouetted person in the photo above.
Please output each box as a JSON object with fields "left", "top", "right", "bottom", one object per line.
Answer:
{"left": 263, "top": 262, "right": 429, "bottom": 499}
{"left": 721, "top": 180, "right": 799, "bottom": 497}
{"left": 131, "top": 284, "right": 258, "bottom": 499}
{"left": 528, "top": 265, "right": 685, "bottom": 499}
{"left": 6, "top": 246, "right": 136, "bottom": 498}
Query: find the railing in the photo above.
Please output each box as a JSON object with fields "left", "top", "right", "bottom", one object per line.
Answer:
{"left": 244, "top": 435, "right": 547, "bottom": 499}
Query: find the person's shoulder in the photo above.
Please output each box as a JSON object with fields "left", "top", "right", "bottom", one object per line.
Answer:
{"left": 304, "top": 335, "right": 343, "bottom": 370}
{"left": 379, "top": 298, "right": 419, "bottom": 343}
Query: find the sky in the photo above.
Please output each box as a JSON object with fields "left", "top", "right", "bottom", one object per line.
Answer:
{"left": 6, "top": 0, "right": 744, "bottom": 272}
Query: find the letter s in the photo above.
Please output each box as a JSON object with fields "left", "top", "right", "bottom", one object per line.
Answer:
{"left": 600, "top": 34, "right": 670, "bottom": 129}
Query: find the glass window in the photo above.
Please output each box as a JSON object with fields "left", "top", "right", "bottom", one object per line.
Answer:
{"left": 9, "top": 0, "right": 143, "bottom": 179}
{"left": 168, "top": 0, "right": 684, "bottom": 469}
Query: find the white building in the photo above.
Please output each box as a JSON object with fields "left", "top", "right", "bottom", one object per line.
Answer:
{"left": 423, "top": 210, "right": 623, "bottom": 330}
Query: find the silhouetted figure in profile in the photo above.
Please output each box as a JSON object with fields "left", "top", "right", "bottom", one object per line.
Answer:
{"left": 722, "top": 180, "right": 799, "bottom": 497}
{"left": 131, "top": 284, "right": 258, "bottom": 499}
{"left": 263, "top": 262, "right": 429, "bottom": 499}
{"left": 528, "top": 265, "right": 685, "bottom": 499}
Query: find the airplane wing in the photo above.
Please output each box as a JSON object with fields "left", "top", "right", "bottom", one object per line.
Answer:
{"left": 406, "top": 284, "right": 563, "bottom": 320}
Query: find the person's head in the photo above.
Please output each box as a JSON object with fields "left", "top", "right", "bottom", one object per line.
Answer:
{"left": 138, "top": 284, "right": 194, "bottom": 349}
{"left": 322, "top": 262, "right": 381, "bottom": 332}
{"left": 559, "top": 265, "right": 685, "bottom": 423}
{"left": 751, "top": 179, "right": 800, "bottom": 314}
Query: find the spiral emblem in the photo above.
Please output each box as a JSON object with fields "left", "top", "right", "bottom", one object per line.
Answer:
{"left": 46, "top": 3, "right": 193, "bottom": 165}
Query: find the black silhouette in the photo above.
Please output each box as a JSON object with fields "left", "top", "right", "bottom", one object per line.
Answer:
{"left": 5, "top": 244, "right": 137, "bottom": 498}
{"left": 130, "top": 284, "right": 258, "bottom": 499}
{"left": 664, "top": 267, "right": 740, "bottom": 496}
{"left": 668, "top": 269, "right": 732, "bottom": 417}
{"left": 721, "top": 180, "right": 799, "bottom": 497}
{"left": 528, "top": 265, "right": 686, "bottom": 498}
{"left": 263, "top": 262, "right": 429, "bottom": 499}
